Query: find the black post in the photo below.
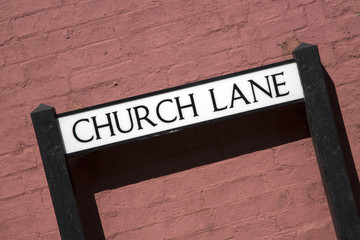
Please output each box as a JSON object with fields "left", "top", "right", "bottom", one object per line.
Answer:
{"left": 31, "top": 104, "right": 85, "bottom": 240}
{"left": 293, "top": 43, "right": 360, "bottom": 239}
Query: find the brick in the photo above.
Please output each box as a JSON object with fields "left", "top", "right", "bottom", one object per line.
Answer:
{"left": 40, "top": 188, "right": 56, "bottom": 211}
{"left": 173, "top": 225, "right": 237, "bottom": 240}
{"left": 173, "top": 28, "right": 240, "bottom": 64}
{"left": 287, "top": 180, "right": 327, "bottom": 207}
{"left": 0, "top": 64, "right": 26, "bottom": 89}
{"left": 0, "top": 106, "right": 33, "bottom": 155}
{"left": 1, "top": 1, "right": 359, "bottom": 239}
{"left": 12, "top": 0, "right": 114, "bottom": 38}
{"left": 317, "top": 43, "right": 338, "bottom": 67}
{"left": 122, "top": 24, "right": 174, "bottom": 55}
{"left": 1, "top": 75, "right": 70, "bottom": 108}
{"left": 247, "top": 0, "right": 289, "bottom": 25}
{"left": 303, "top": 1, "right": 326, "bottom": 25}
{"left": 105, "top": 208, "right": 215, "bottom": 239}
{"left": 333, "top": 37, "right": 360, "bottom": 62}
{"left": 0, "top": 21, "right": 12, "bottom": 46}
{"left": 96, "top": 178, "right": 165, "bottom": 213}
{"left": 3, "top": 12, "right": 133, "bottom": 65}
{"left": 0, "top": 147, "right": 37, "bottom": 177}
{"left": 167, "top": 61, "right": 199, "bottom": 87}
{"left": 2, "top": 30, "right": 70, "bottom": 65}
{"left": 163, "top": 0, "right": 219, "bottom": 23}
{"left": 268, "top": 219, "right": 335, "bottom": 240}
{"left": 0, "top": 0, "right": 62, "bottom": 21}
{"left": 229, "top": 208, "right": 332, "bottom": 239}
{"left": 218, "top": 2, "right": 248, "bottom": 27}
{"left": 21, "top": 54, "right": 71, "bottom": 80}
{"left": 319, "top": 20, "right": 353, "bottom": 43}
{"left": 184, "top": 12, "right": 223, "bottom": 38}
{"left": 22, "top": 168, "right": 48, "bottom": 191}
{"left": 273, "top": 139, "right": 313, "bottom": 166}
{"left": 0, "top": 191, "right": 42, "bottom": 220}
{"left": 38, "top": 231, "right": 60, "bottom": 240}
{"left": 264, "top": 162, "right": 321, "bottom": 190}
{"left": 132, "top": 4, "right": 169, "bottom": 28}
{"left": 248, "top": 8, "right": 307, "bottom": 41}
{"left": 0, "top": 174, "right": 24, "bottom": 199}
{"left": 212, "top": 188, "right": 290, "bottom": 225}
{"left": 69, "top": 59, "right": 132, "bottom": 90}
{"left": 322, "top": 0, "right": 357, "bottom": 20}
{"left": 0, "top": 210, "right": 58, "bottom": 240}
{"left": 163, "top": 148, "right": 276, "bottom": 197}
{"left": 196, "top": 50, "right": 234, "bottom": 79}
{"left": 74, "top": 38, "right": 126, "bottom": 69}
{"left": 289, "top": 0, "right": 314, "bottom": 9}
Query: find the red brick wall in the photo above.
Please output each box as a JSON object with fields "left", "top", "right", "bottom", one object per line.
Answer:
{"left": 1, "top": 0, "right": 359, "bottom": 239}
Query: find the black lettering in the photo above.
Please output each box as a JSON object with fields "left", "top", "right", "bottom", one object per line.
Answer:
{"left": 91, "top": 113, "right": 115, "bottom": 140}
{"left": 113, "top": 109, "right": 134, "bottom": 133}
{"left": 156, "top": 99, "right": 177, "bottom": 123}
{"left": 174, "top": 93, "right": 199, "bottom": 120}
{"left": 272, "top": 72, "right": 289, "bottom": 97}
{"left": 133, "top": 105, "right": 157, "bottom": 130}
{"left": 230, "top": 84, "right": 250, "bottom": 108}
{"left": 249, "top": 77, "right": 272, "bottom": 103}
{"left": 209, "top": 88, "right": 228, "bottom": 112}
{"left": 72, "top": 118, "right": 94, "bottom": 143}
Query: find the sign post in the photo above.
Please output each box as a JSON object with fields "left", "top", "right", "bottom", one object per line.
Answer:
{"left": 31, "top": 43, "right": 360, "bottom": 239}
{"left": 293, "top": 43, "right": 360, "bottom": 239}
{"left": 31, "top": 104, "right": 85, "bottom": 240}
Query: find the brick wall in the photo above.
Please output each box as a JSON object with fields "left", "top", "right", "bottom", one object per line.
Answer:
{"left": 1, "top": 0, "right": 359, "bottom": 239}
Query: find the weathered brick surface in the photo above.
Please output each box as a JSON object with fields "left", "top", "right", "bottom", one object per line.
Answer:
{"left": 1, "top": 0, "right": 359, "bottom": 239}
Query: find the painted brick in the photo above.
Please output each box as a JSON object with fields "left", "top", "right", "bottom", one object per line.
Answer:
{"left": 173, "top": 28, "right": 240, "bottom": 64}
{"left": 303, "top": 1, "right": 326, "bottom": 24}
{"left": 0, "top": 174, "right": 24, "bottom": 199}
{"left": 96, "top": 178, "right": 165, "bottom": 213}
{"left": 184, "top": 12, "right": 223, "bottom": 38}
{"left": 0, "top": 147, "right": 37, "bottom": 177}
{"left": 247, "top": 0, "right": 289, "bottom": 25}
{"left": 0, "top": 0, "right": 62, "bottom": 21}
{"left": 0, "top": 106, "right": 33, "bottom": 155}
{"left": 69, "top": 59, "right": 132, "bottom": 90}
{"left": 0, "top": 21, "right": 12, "bottom": 46}
{"left": 1, "top": 74, "right": 70, "bottom": 108}
{"left": 11, "top": 0, "right": 115, "bottom": 38}
{"left": 218, "top": 2, "right": 249, "bottom": 27}
{"left": 0, "top": 191, "right": 42, "bottom": 220}
{"left": 2, "top": 30, "right": 71, "bottom": 65}
{"left": 0, "top": 64, "right": 26, "bottom": 89}
{"left": 163, "top": 0, "right": 219, "bottom": 23}
{"left": 104, "top": 208, "right": 215, "bottom": 239}
{"left": 164, "top": 149, "right": 275, "bottom": 197}
{"left": 22, "top": 168, "right": 48, "bottom": 191}
{"left": 0, "top": 0, "right": 357, "bottom": 239}
{"left": 289, "top": 0, "right": 315, "bottom": 9}
{"left": 247, "top": 8, "right": 307, "bottom": 41}
{"left": 0, "top": 210, "right": 58, "bottom": 240}
{"left": 322, "top": 0, "right": 358, "bottom": 20}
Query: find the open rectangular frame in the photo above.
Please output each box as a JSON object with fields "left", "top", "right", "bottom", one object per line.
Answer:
{"left": 31, "top": 43, "right": 360, "bottom": 239}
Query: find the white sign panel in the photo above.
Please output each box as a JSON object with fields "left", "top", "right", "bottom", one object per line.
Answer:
{"left": 58, "top": 61, "right": 304, "bottom": 154}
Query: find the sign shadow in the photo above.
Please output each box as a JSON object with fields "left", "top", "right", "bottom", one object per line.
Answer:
{"left": 69, "top": 102, "right": 309, "bottom": 239}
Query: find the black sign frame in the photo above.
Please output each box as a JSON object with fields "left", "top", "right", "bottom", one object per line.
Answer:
{"left": 31, "top": 43, "right": 360, "bottom": 240}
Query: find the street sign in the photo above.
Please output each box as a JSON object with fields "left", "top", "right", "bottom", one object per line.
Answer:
{"left": 58, "top": 60, "right": 303, "bottom": 154}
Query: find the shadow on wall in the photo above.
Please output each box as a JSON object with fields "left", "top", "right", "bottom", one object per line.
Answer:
{"left": 68, "top": 101, "right": 310, "bottom": 239}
